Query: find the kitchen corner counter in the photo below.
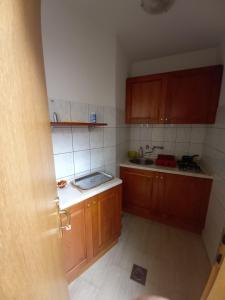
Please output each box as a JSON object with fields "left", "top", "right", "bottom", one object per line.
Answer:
{"left": 120, "top": 161, "right": 213, "bottom": 180}
{"left": 58, "top": 177, "right": 122, "bottom": 210}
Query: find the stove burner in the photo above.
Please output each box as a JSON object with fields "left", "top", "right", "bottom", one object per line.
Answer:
{"left": 177, "top": 160, "right": 202, "bottom": 173}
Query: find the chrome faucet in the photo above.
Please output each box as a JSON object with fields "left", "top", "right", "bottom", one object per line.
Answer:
{"left": 144, "top": 145, "right": 164, "bottom": 155}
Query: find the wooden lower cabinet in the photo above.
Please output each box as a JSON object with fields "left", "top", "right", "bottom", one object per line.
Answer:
{"left": 62, "top": 185, "right": 122, "bottom": 282}
{"left": 92, "top": 187, "right": 122, "bottom": 256}
{"left": 120, "top": 167, "right": 212, "bottom": 233}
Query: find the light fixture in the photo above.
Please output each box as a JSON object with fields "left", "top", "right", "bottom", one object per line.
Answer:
{"left": 140, "top": 0, "right": 175, "bottom": 15}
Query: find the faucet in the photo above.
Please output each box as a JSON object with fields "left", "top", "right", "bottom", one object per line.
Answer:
{"left": 144, "top": 145, "right": 164, "bottom": 156}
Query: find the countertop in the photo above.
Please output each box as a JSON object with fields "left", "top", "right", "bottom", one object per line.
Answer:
{"left": 120, "top": 161, "right": 213, "bottom": 180}
{"left": 58, "top": 177, "right": 122, "bottom": 210}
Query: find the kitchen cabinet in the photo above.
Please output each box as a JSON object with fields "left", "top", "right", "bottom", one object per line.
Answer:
{"left": 62, "top": 201, "right": 93, "bottom": 282}
{"left": 120, "top": 167, "right": 212, "bottom": 233}
{"left": 126, "top": 74, "right": 167, "bottom": 123}
{"left": 92, "top": 186, "right": 122, "bottom": 256}
{"left": 121, "top": 168, "right": 155, "bottom": 218}
{"left": 165, "top": 66, "right": 223, "bottom": 123}
{"left": 126, "top": 65, "right": 223, "bottom": 124}
{"left": 62, "top": 184, "right": 122, "bottom": 282}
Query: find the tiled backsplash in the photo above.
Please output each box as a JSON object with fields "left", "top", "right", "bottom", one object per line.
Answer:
{"left": 129, "top": 124, "right": 207, "bottom": 159}
{"left": 202, "top": 86, "right": 225, "bottom": 262}
{"left": 48, "top": 99, "right": 128, "bottom": 180}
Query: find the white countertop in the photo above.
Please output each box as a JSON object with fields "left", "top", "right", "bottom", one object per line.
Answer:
{"left": 120, "top": 161, "right": 213, "bottom": 180}
{"left": 58, "top": 177, "right": 122, "bottom": 210}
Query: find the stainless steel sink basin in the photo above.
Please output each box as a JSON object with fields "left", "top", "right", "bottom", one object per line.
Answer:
{"left": 71, "top": 172, "right": 114, "bottom": 190}
{"left": 129, "top": 158, "right": 153, "bottom": 165}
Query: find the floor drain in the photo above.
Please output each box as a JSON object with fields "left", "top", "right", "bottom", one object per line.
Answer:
{"left": 130, "top": 264, "right": 147, "bottom": 285}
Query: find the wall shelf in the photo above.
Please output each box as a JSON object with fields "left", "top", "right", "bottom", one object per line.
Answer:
{"left": 50, "top": 122, "right": 108, "bottom": 127}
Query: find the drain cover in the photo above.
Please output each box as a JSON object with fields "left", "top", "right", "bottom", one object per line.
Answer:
{"left": 130, "top": 264, "right": 147, "bottom": 285}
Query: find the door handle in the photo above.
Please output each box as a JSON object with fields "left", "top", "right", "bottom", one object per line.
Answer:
{"left": 59, "top": 209, "right": 71, "bottom": 231}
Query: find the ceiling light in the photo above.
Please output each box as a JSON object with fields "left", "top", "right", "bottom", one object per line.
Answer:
{"left": 140, "top": 0, "right": 175, "bottom": 15}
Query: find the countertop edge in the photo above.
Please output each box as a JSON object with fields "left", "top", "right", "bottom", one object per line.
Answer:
{"left": 59, "top": 178, "right": 122, "bottom": 210}
{"left": 119, "top": 162, "right": 213, "bottom": 180}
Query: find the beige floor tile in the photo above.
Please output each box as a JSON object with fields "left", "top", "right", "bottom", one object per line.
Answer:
{"left": 69, "top": 213, "right": 210, "bottom": 300}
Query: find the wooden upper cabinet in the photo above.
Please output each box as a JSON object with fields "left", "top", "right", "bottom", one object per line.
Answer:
{"left": 126, "top": 74, "right": 167, "bottom": 123}
{"left": 165, "top": 66, "right": 223, "bottom": 124}
{"left": 125, "top": 65, "right": 223, "bottom": 124}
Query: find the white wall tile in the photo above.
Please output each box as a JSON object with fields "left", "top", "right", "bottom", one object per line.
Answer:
{"left": 104, "top": 106, "right": 116, "bottom": 127}
{"left": 51, "top": 127, "right": 73, "bottom": 154}
{"left": 104, "top": 146, "right": 116, "bottom": 165}
{"left": 48, "top": 99, "right": 71, "bottom": 122}
{"left": 71, "top": 102, "right": 89, "bottom": 122}
{"left": 152, "top": 127, "right": 165, "bottom": 141}
{"left": 72, "top": 128, "right": 90, "bottom": 151}
{"left": 130, "top": 127, "right": 140, "bottom": 141}
{"left": 140, "top": 127, "right": 152, "bottom": 141}
{"left": 74, "top": 150, "right": 91, "bottom": 175}
{"left": 190, "top": 127, "right": 206, "bottom": 143}
{"left": 104, "top": 128, "right": 116, "bottom": 147}
{"left": 90, "top": 128, "right": 104, "bottom": 148}
{"left": 175, "top": 142, "right": 190, "bottom": 157}
{"left": 164, "top": 128, "right": 177, "bottom": 142}
{"left": 188, "top": 143, "right": 203, "bottom": 157}
{"left": 105, "top": 163, "right": 116, "bottom": 176}
{"left": 176, "top": 127, "right": 191, "bottom": 142}
{"left": 91, "top": 148, "right": 104, "bottom": 170}
{"left": 53, "top": 153, "right": 74, "bottom": 179}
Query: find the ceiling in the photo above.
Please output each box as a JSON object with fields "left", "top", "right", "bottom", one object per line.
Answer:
{"left": 68, "top": 0, "right": 225, "bottom": 62}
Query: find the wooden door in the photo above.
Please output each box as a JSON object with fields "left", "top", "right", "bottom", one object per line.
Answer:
{"left": 120, "top": 168, "right": 155, "bottom": 218}
{"left": 163, "top": 173, "right": 212, "bottom": 232}
{"left": 165, "top": 66, "right": 223, "bottom": 124}
{"left": 0, "top": 1, "right": 69, "bottom": 299}
{"left": 62, "top": 201, "right": 93, "bottom": 282}
{"left": 126, "top": 74, "right": 167, "bottom": 123}
{"left": 92, "top": 187, "right": 121, "bottom": 256}
{"left": 201, "top": 229, "right": 225, "bottom": 300}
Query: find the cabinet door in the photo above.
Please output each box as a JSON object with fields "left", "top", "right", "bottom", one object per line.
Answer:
{"left": 120, "top": 167, "right": 155, "bottom": 218}
{"left": 126, "top": 75, "right": 167, "bottom": 123}
{"left": 62, "top": 201, "right": 92, "bottom": 282}
{"left": 165, "top": 66, "right": 223, "bottom": 124}
{"left": 92, "top": 186, "right": 121, "bottom": 256}
{"left": 163, "top": 173, "right": 212, "bottom": 232}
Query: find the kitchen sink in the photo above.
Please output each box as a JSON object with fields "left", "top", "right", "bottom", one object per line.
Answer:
{"left": 129, "top": 158, "right": 153, "bottom": 165}
{"left": 71, "top": 172, "right": 114, "bottom": 190}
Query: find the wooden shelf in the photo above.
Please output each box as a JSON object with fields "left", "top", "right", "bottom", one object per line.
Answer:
{"left": 50, "top": 122, "right": 108, "bottom": 127}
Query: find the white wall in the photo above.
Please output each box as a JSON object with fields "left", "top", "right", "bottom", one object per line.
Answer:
{"left": 202, "top": 46, "right": 225, "bottom": 263}
{"left": 41, "top": 0, "right": 116, "bottom": 107}
{"left": 130, "top": 48, "right": 222, "bottom": 77}
{"left": 41, "top": 0, "right": 128, "bottom": 179}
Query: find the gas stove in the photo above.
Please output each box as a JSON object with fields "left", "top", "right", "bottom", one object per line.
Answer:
{"left": 177, "top": 160, "right": 202, "bottom": 173}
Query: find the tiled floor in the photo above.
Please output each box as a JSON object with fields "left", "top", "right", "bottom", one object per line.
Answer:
{"left": 69, "top": 214, "right": 211, "bottom": 300}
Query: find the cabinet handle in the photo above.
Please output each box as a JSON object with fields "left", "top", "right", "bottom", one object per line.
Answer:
{"left": 59, "top": 209, "right": 71, "bottom": 231}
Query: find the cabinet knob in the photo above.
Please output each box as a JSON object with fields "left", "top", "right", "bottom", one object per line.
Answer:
{"left": 87, "top": 203, "right": 91, "bottom": 208}
{"left": 165, "top": 118, "right": 168, "bottom": 121}
{"left": 93, "top": 201, "right": 96, "bottom": 205}
{"left": 160, "top": 118, "right": 163, "bottom": 121}
{"left": 160, "top": 176, "right": 163, "bottom": 180}
{"left": 156, "top": 175, "right": 159, "bottom": 179}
